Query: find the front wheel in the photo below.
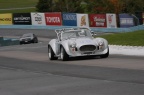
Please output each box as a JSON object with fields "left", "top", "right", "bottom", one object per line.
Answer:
{"left": 100, "top": 47, "right": 109, "bottom": 58}
{"left": 20, "top": 42, "right": 22, "bottom": 45}
{"left": 48, "top": 46, "right": 58, "bottom": 60}
{"left": 60, "top": 46, "right": 69, "bottom": 61}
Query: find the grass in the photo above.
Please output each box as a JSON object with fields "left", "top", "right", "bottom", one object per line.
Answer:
{"left": 97, "top": 30, "right": 144, "bottom": 46}
{"left": 0, "top": 8, "right": 36, "bottom": 13}
{"left": 0, "top": 0, "right": 38, "bottom": 13}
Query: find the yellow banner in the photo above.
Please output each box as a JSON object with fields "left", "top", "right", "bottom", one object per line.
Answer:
{"left": 0, "top": 14, "right": 12, "bottom": 25}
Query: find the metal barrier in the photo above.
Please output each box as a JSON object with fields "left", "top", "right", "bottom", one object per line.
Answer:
{"left": 0, "top": 25, "right": 144, "bottom": 33}
{"left": 0, "top": 37, "right": 19, "bottom": 47}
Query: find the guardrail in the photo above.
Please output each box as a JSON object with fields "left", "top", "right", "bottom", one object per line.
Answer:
{"left": 91, "top": 25, "right": 144, "bottom": 32}
{"left": 0, "top": 36, "right": 19, "bottom": 47}
{"left": 0, "top": 25, "right": 144, "bottom": 33}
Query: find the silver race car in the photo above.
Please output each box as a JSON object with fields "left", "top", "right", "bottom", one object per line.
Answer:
{"left": 48, "top": 28, "right": 109, "bottom": 61}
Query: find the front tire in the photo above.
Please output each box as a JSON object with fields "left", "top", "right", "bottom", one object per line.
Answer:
{"left": 100, "top": 47, "right": 109, "bottom": 58}
{"left": 20, "top": 42, "right": 23, "bottom": 45}
{"left": 48, "top": 46, "right": 58, "bottom": 60}
{"left": 34, "top": 38, "right": 38, "bottom": 43}
{"left": 60, "top": 46, "right": 69, "bottom": 61}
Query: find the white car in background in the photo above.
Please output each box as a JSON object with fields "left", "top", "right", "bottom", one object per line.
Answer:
{"left": 48, "top": 28, "right": 109, "bottom": 61}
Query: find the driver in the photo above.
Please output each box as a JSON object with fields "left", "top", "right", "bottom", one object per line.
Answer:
{"left": 78, "top": 30, "right": 86, "bottom": 36}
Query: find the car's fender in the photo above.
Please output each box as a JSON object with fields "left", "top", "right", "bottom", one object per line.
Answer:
{"left": 48, "top": 39, "right": 59, "bottom": 55}
{"left": 60, "top": 40, "right": 71, "bottom": 55}
{"left": 94, "top": 37, "right": 109, "bottom": 49}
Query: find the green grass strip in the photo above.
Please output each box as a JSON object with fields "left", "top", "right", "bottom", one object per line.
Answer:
{"left": 0, "top": 0, "right": 38, "bottom": 9}
{"left": 0, "top": 8, "right": 36, "bottom": 13}
{"left": 98, "top": 30, "right": 144, "bottom": 46}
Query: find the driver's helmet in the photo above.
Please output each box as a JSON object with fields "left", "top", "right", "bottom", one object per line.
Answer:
{"left": 78, "top": 30, "right": 85, "bottom": 36}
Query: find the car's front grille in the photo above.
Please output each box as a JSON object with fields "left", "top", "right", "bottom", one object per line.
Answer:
{"left": 80, "top": 45, "right": 96, "bottom": 52}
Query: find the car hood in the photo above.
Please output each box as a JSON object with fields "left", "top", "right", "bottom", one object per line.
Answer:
{"left": 20, "top": 37, "right": 32, "bottom": 40}
{"left": 70, "top": 37, "right": 96, "bottom": 47}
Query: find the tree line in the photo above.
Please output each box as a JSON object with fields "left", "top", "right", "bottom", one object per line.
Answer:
{"left": 36, "top": 0, "right": 144, "bottom": 14}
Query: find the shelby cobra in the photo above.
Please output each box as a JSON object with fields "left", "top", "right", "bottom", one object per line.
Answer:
{"left": 48, "top": 28, "right": 109, "bottom": 61}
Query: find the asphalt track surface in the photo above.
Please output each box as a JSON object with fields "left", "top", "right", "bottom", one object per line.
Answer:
{"left": 0, "top": 29, "right": 144, "bottom": 95}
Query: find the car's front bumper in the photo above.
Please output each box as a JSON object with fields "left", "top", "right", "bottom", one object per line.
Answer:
{"left": 20, "top": 39, "right": 33, "bottom": 44}
{"left": 66, "top": 47, "right": 108, "bottom": 57}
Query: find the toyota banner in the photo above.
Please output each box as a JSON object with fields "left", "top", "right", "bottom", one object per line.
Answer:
{"left": 45, "top": 12, "right": 62, "bottom": 26}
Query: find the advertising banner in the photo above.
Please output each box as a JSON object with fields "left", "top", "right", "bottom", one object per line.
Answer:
{"left": 106, "top": 14, "right": 117, "bottom": 28}
{"left": 77, "top": 14, "right": 89, "bottom": 27}
{"left": 62, "top": 13, "right": 77, "bottom": 26}
{"left": 31, "top": 13, "right": 46, "bottom": 25}
{"left": 0, "top": 14, "right": 12, "bottom": 25}
{"left": 45, "top": 12, "right": 62, "bottom": 26}
{"left": 89, "top": 14, "right": 106, "bottom": 27}
{"left": 13, "top": 13, "right": 32, "bottom": 25}
{"left": 119, "top": 14, "right": 134, "bottom": 28}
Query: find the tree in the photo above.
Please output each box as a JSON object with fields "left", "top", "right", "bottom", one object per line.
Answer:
{"left": 121, "top": 0, "right": 144, "bottom": 13}
{"left": 36, "top": 0, "right": 144, "bottom": 13}
{"left": 52, "top": 0, "right": 84, "bottom": 13}
{"left": 36, "top": 0, "right": 53, "bottom": 12}
{"left": 36, "top": 0, "right": 84, "bottom": 13}
{"left": 84, "top": 0, "right": 116, "bottom": 13}
{"left": 110, "top": 0, "right": 123, "bottom": 14}
{"left": 83, "top": 0, "right": 144, "bottom": 14}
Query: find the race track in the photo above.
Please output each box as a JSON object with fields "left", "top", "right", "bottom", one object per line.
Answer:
{"left": 0, "top": 29, "right": 144, "bottom": 95}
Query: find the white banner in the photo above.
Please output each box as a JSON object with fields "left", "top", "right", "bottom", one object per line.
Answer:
{"left": 31, "top": 13, "right": 46, "bottom": 25}
{"left": 77, "top": 14, "right": 89, "bottom": 27}
{"left": 106, "top": 14, "right": 117, "bottom": 28}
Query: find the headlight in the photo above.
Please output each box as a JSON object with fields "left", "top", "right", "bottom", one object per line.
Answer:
{"left": 30, "top": 37, "right": 33, "bottom": 40}
{"left": 69, "top": 41, "right": 76, "bottom": 48}
{"left": 98, "top": 40, "right": 104, "bottom": 46}
{"left": 19, "top": 38, "right": 22, "bottom": 41}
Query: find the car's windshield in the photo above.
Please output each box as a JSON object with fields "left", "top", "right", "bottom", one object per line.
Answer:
{"left": 61, "top": 30, "right": 92, "bottom": 40}
{"left": 22, "top": 33, "right": 33, "bottom": 37}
